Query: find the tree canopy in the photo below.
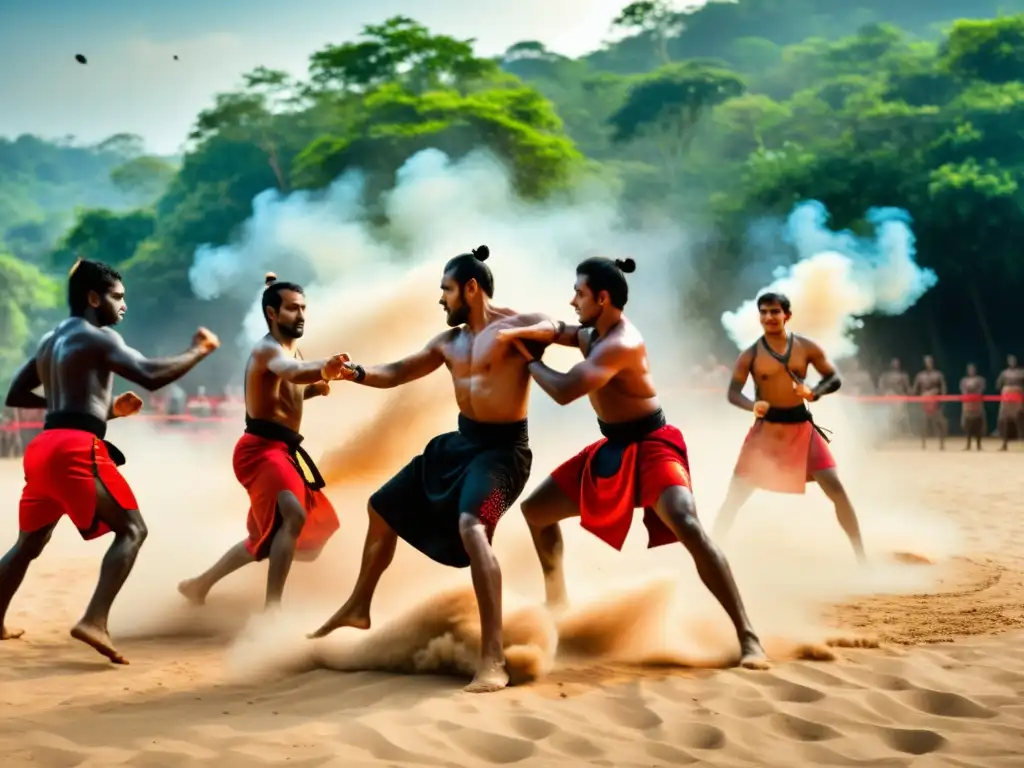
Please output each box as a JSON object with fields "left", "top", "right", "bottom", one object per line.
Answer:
{"left": 1, "top": 3, "right": 1022, "bottom": 389}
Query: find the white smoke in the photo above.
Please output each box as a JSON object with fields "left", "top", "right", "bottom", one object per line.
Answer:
{"left": 720, "top": 200, "right": 938, "bottom": 358}
{"left": 187, "top": 148, "right": 690, "bottom": 352}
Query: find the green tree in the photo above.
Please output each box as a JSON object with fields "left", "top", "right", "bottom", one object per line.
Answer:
{"left": 608, "top": 61, "right": 745, "bottom": 189}
{"left": 0, "top": 253, "right": 61, "bottom": 390}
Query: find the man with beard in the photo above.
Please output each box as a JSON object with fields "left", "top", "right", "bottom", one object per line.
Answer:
{"left": 500, "top": 256, "right": 768, "bottom": 670}
{"left": 309, "top": 245, "right": 549, "bottom": 694}
{"left": 996, "top": 354, "right": 1024, "bottom": 450}
{"left": 178, "top": 274, "right": 349, "bottom": 609}
{"left": 913, "top": 355, "right": 948, "bottom": 450}
{"left": 959, "top": 363, "right": 987, "bottom": 451}
{"left": 0, "top": 259, "right": 219, "bottom": 662}
{"left": 713, "top": 292, "right": 865, "bottom": 563}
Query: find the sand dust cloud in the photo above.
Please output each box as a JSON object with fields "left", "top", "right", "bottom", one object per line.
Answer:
{"left": 14, "top": 148, "right": 962, "bottom": 691}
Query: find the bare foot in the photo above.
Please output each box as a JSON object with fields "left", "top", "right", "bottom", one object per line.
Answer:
{"left": 1, "top": 626, "right": 25, "bottom": 640}
{"left": 738, "top": 636, "right": 770, "bottom": 670}
{"left": 307, "top": 604, "right": 371, "bottom": 639}
{"left": 464, "top": 661, "right": 509, "bottom": 693}
{"left": 177, "top": 579, "right": 207, "bottom": 606}
{"left": 70, "top": 622, "right": 128, "bottom": 664}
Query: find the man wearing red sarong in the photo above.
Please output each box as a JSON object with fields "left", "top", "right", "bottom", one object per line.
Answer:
{"left": 0, "top": 258, "right": 220, "bottom": 663}
{"left": 178, "top": 274, "right": 349, "bottom": 609}
{"left": 505, "top": 256, "right": 768, "bottom": 670}
{"left": 712, "top": 292, "right": 865, "bottom": 562}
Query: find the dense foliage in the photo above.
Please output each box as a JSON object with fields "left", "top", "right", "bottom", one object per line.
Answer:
{"left": 2, "top": 3, "right": 1022, "bottom": 391}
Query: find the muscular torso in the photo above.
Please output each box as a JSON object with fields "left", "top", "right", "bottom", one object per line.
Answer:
{"left": 244, "top": 337, "right": 307, "bottom": 433}
{"left": 580, "top": 321, "right": 660, "bottom": 423}
{"left": 960, "top": 375, "right": 986, "bottom": 413}
{"left": 878, "top": 370, "right": 910, "bottom": 394}
{"left": 997, "top": 367, "right": 1024, "bottom": 392}
{"left": 36, "top": 317, "right": 116, "bottom": 422}
{"left": 749, "top": 335, "right": 814, "bottom": 408}
{"left": 913, "top": 370, "right": 946, "bottom": 396}
{"left": 442, "top": 309, "right": 533, "bottom": 422}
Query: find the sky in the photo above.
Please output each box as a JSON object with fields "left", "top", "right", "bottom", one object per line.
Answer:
{"left": 0, "top": 0, "right": 696, "bottom": 155}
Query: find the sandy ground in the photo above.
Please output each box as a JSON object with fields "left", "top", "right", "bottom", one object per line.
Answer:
{"left": 1, "top": 410, "right": 1022, "bottom": 768}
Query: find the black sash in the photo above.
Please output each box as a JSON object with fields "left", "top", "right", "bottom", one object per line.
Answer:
{"left": 591, "top": 408, "right": 686, "bottom": 482}
{"left": 245, "top": 416, "right": 326, "bottom": 490}
{"left": 44, "top": 411, "right": 127, "bottom": 466}
{"left": 751, "top": 336, "right": 833, "bottom": 443}
{"left": 762, "top": 403, "right": 832, "bottom": 443}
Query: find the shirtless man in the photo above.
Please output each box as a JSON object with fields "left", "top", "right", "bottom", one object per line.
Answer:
{"left": 913, "top": 355, "right": 947, "bottom": 450}
{"left": 959, "top": 363, "right": 987, "bottom": 451}
{"left": 178, "top": 274, "right": 348, "bottom": 608}
{"left": 995, "top": 354, "right": 1024, "bottom": 450}
{"left": 309, "top": 245, "right": 550, "bottom": 693}
{"left": 713, "top": 292, "right": 865, "bottom": 562}
{"left": 877, "top": 358, "right": 911, "bottom": 439}
{"left": 502, "top": 257, "right": 768, "bottom": 669}
{"left": 0, "top": 259, "right": 219, "bottom": 662}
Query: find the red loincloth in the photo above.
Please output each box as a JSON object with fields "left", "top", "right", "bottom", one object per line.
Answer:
{"left": 732, "top": 420, "right": 835, "bottom": 494}
{"left": 19, "top": 429, "right": 138, "bottom": 539}
{"left": 233, "top": 433, "right": 339, "bottom": 560}
{"left": 921, "top": 398, "right": 942, "bottom": 416}
{"left": 551, "top": 421, "right": 691, "bottom": 551}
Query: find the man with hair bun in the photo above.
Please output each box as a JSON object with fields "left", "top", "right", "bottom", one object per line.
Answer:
{"left": 0, "top": 258, "right": 220, "bottom": 663}
{"left": 310, "top": 245, "right": 560, "bottom": 693}
{"left": 178, "top": 273, "right": 349, "bottom": 609}
{"left": 503, "top": 256, "right": 769, "bottom": 670}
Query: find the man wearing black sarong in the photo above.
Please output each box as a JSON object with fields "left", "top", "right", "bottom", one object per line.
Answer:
{"left": 309, "top": 245, "right": 550, "bottom": 693}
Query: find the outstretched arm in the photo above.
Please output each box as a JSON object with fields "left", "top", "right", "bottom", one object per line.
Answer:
{"left": 5, "top": 355, "right": 46, "bottom": 409}
{"left": 264, "top": 344, "right": 346, "bottom": 385}
{"left": 101, "top": 328, "right": 215, "bottom": 392}
{"left": 347, "top": 331, "right": 448, "bottom": 389}
{"left": 727, "top": 349, "right": 756, "bottom": 411}
{"left": 520, "top": 340, "right": 626, "bottom": 405}
{"left": 498, "top": 313, "right": 582, "bottom": 348}
{"left": 805, "top": 341, "right": 842, "bottom": 400}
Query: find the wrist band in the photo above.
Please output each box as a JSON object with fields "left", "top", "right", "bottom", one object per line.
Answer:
{"left": 554, "top": 320, "right": 565, "bottom": 336}
{"left": 353, "top": 364, "right": 366, "bottom": 383}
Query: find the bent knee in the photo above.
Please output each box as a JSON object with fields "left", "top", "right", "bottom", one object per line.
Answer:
{"left": 123, "top": 513, "right": 148, "bottom": 544}
{"left": 656, "top": 487, "right": 706, "bottom": 543}
{"left": 276, "top": 491, "right": 307, "bottom": 529}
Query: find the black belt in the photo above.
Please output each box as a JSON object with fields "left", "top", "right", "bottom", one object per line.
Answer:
{"left": 245, "top": 417, "right": 326, "bottom": 490}
{"left": 762, "top": 404, "right": 833, "bottom": 443}
{"left": 44, "top": 411, "right": 127, "bottom": 466}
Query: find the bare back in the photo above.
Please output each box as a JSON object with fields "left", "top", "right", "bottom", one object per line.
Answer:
{"left": 439, "top": 308, "right": 535, "bottom": 422}
{"left": 36, "top": 317, "right": 119, "bottom": 422}
{"left": 244, "top": 336, "right": 307, "bottom": 432}
{"left": 579, "top": 319, "right": 659, "bottom": 422}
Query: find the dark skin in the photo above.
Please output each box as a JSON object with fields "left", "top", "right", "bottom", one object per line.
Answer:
{"left": 500, "top": 274, "right": 769, "bottom": 670}
{"left": 995, "top": 355, "right": 1023, "bottom": 451}
{"left": 177, "top": 290, "right": 348, "bottom": 609}
{"left": 0, "top": 279, "right": 219, "bottom": 662}
{"left": 913, "top": 356, "right": 947, "bottom": 450}
{"left": 308, "top": 271, "right": 547, "bottom": 694}
{"left": 713, "top": 299, "right": 865, "bottom": 562}
{"left": 959, "top": 364, "right": 986, "bottom": 451}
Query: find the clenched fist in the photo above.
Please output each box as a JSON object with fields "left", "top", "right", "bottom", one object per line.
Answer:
{"left": 321, "top": 353, "right": 351, "bottom": 381}
{"left": 753, "top": 400, "right": 770, "bottom": 418}
{"left": 112, "top": 391, "right": 143, "bottom": 418}
{"left": 193, "top": 327, "right": 220, "bottom": 353}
